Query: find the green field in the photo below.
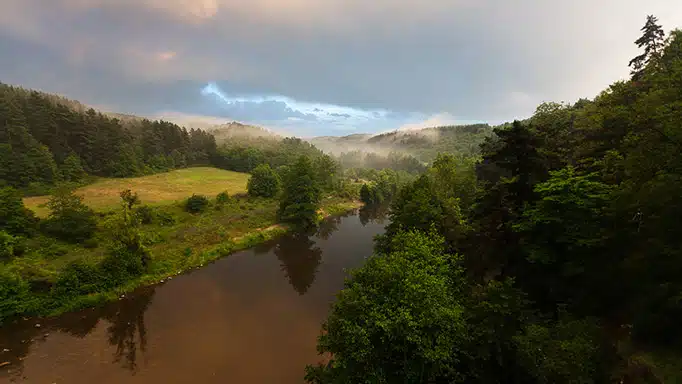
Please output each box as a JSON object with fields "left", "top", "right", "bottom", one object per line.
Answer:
{"left": 24, "top": 167, "right": 250, "bottom": 216}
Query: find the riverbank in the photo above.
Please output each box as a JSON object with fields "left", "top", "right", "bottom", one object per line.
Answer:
{"left": 0, "top": 196, "right": 363, "bottom": 323}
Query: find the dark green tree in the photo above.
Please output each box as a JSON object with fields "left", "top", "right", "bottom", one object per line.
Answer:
{"left": 306, "top": 230, "right": 469, "bottom": 384}
{"left": 629, "top": 15, "right": 666, "bottom": 79}
{"left": 0, "top": 186, "right": 36, "bottom": 235}
{"left": 278, "top": 156, "right": 322, "bottom": 228}
{"left": 247, "top": 163, "right": 281, "bottom": 198}
{"left": 60, "top": 152, "right": 87, "bottom": 182}
{"left": 42, "top": 186, "right": 97, "bottom": 243}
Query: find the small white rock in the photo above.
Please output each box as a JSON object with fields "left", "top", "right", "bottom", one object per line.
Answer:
{"left": 34, "top": 324, "right": 41, "bottom": 328}
{"left": 2, "top": 349, "right": 9, "bottom": 353}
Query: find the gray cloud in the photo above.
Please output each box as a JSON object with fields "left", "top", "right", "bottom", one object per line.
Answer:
{"left": 1, "top": 0, "right": 682, "bottom": 135}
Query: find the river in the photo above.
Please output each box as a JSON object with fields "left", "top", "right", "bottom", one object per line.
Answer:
{"left": 0, "top": 207, "right": 388, "bottom": 384}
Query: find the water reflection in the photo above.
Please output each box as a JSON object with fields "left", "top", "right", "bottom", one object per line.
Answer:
{"left": 0, "top": 212, "right": 389, "bottom": 384}
{"left": 105, "top": 287, "right": 155, "bottom": 373}
{"left": 359, "top": 205, "right": 389, "bottom": 226}
{"left": 316, "top": 215, "right": 344, "bottom": 240}
{"left": 0, "top": 287, "right": 155, "bottom": 381}
{"left": 275, "top": 233, "right": 323, "bottom": 295}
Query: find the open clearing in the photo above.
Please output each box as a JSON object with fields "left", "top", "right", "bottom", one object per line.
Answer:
{"left": 24, "top": 167, "right": 249, "bottom": 216}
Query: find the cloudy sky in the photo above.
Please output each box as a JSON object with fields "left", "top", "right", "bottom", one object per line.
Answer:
{"left": 1, "top": 0, "right": 682, "bottom": 137}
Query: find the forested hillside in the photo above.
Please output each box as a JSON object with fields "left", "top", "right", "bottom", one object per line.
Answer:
{"left": 307, "top": 16, "right": 682, "bottom": 382}
{"left": 0, "top": 84, "right": 217, "bottom": 192}
{"left": 310, "top": 123, "right": 493, "bottom": 162}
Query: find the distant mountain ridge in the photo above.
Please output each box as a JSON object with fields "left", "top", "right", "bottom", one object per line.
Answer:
{"left": 308, "top": 124, "right": 494, "bottom": 161}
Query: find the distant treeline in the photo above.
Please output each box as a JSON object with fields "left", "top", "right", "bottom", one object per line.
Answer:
{"left": 210, "top": 138, "right": 325, "bottom": 173}
{"left": 0, "top": 83, "right": 217, "bottom": 192}
{"left": 335, "top": 150, "right": 426, "bottom": 174}
{"left": 368, "top": 123, "right": 493, "bottom": 161}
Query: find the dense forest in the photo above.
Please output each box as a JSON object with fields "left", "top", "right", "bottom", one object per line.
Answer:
{"left": 0, "top": 83, "right": 218, "bottom": 193}
{"left": 306, "top": 16, "right": 682, "bottom": 382}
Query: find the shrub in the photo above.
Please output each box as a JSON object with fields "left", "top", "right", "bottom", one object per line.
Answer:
{"left": 156, "top": 210, "right": 177, "bottom": 226}
{"left": 0, "top": 269, "right": 30, "bottom": 323}
{"left": 100, "top": 241, "right": 149, "bottom": 286}
{"left": 185, "top": 194, "right": 209, "bottom": 213}
{"left": 216, "top": 191, "right": 231, "bottom": 205}
{"left": 134, "top": 205, "right": 155, "bottom": 224}
{"left": 42, "top": 186, "right": 97, "bottom": 243}
{"left": 0, "top": 231, "right": 17, "bottom": 260}
{"left": 53, "top": 260, "right": 104, "bottom": 297}
{"left": 0, "top": 187, "right": 37, "bottom": 235}
{"left": 247, "top": 164, "right": 281, "bottom": 198}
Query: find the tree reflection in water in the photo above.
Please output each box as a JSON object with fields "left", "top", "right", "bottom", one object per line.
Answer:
{"left": 104, "top": 286, "right": 156, "bottom": 373}
{"left": 316, "top": 215, "right": 343, "bottom": 241}
{"left": 359, "top": 205, "right": 389, "bottom": 226}
{"left": 275, "top": 232, "right": 323, "bottom": 295}
{"left": 0, "top": 286, "right": 156, "bottom": 381}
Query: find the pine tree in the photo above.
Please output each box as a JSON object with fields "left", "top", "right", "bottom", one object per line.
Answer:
{"left": 278, "top": 156, "right": 322, "bottom": 228}
{"left": 629, "top": 15, "right": 666, "bottom": 79}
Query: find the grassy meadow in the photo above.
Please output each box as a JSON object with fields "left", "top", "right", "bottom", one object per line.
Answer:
{"left": 23, "top": 167, "right": 249, "bottom": 217}
{"left": 3, "top": 166, "right": 362, "bottom": 318}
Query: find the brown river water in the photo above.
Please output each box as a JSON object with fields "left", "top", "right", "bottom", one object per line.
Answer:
{"left": 0, "top": 208, "right": 388, "bottom": 384}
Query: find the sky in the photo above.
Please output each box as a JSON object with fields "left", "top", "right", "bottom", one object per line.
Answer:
{"left": 1, "top": 1, "right": 682, "bottom": 137}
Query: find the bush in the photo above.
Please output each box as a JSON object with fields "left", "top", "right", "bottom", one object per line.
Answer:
{"left": 156, "top": 210, "right": 177, "bottom": 226}
{"left": 53, "top": 260, "right": 104, "bottom": 297}
{"left": 513, "top": 317, "right": 609, "bottom": 382}
{"left": 134, "top": 205, "right": 155, "bottom": 224}
{"left": 42, "top": 186, "right": 97, "bottom": 243}
{"left": 247, "top": 164, "right": 281, "bottom": 198}
{"left": 0, "top": 269, "right": 30, "bottom": 323}
{"left": 100, "top": 241, "right": 149, "bottom": 286}
{"left": 0, "top": 231, "right": 17, "bottom": 260}
{"left": 0, "top": 187, "right": 37, "bottom": 235}
{"left": 215, "top": 191, "right": 231, "bottom": 205}
{"left": 185, "top": 194, "right": 209, "bottom": 213}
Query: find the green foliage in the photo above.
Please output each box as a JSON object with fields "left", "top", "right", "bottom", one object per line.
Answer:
{"left": 155, "top": 210, "right": 177, "bottom": 226}
{"left": 306, "top": 230, "right": 468, "bottom": 383}
{"left": 134, "top": 205, "right": 155, "bottom": 224}
{"left": 313, "top": 154, "right": 340, "bottom": 192}
{"left": 185, "top": 194, "right": 210, "bottom": 213}
{"left": 512, "top": 167, "right": 617, "bottom": 312}
{"left": 0, "top": 269, "right": 30, "bottom": 323}
{"left": 215, "top": 191, "right": 231, "bottom": 205}
{"left": 0, "top": 84, "right": 218, "bottom": 187}
{"left": 42, "top": 186, "right": 97, "bottom": 243}
{"left": 309, "top": 16, "right": 682, "bottom": 383}
{"left": 60, "top": 152, "right": 87, "bottom": 182}
{"left": 629, "top": 15, "right": 666, "bottom": 79}
{"left": 247, "top": 163, "right": 281, "bottom": 197}
{"left": 359, "top": 183, "right": 376, "bottom": 204}
{"left": 278, "top": 156, "right": 322, "bottom": 228}
{"left": 100, "top": 240, "right": 148, "bottom": 285}
{"left": 54, "top": 260, "right": 104, "bottom": 297}
{"left": 0, "top": 186, "right": 36, "bottom": 235}
{"left": 0, "top": 231, "right": 19, "bottom": 260}
{"left": 119, "top": 189, "right": 140, "bottom": 210}
{"left": 513, "top": 317, "right": 609, "bottom": 383}
{"left": 212, "top": 137, "right": 324, "bottom": 173}
{"left": 100, "top": 192, "right": 152, "bottom": 284}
